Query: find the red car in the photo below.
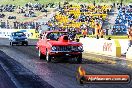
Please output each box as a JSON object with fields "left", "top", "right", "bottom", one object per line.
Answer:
{"left": 36, "top": 31, "right": 83, "bottom": 63}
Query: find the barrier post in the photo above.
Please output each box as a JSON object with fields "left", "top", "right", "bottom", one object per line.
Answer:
{"left": 114, "top": 40, "right": 121, "bottom": 57}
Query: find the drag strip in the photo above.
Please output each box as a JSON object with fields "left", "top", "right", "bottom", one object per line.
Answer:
{"left": 0, "top": 50, "right": 54, "bottom": 88}
{"left": 0, "top": 38, "right": 132, "bottom": 88}
{"left": 0, "top": 64, "right": 17, "bottom": 88}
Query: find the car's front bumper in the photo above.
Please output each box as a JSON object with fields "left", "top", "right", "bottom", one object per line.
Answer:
{"left": 12, "top": 41, "right": 28, "bottom": 44}
{"left": 49, "top": 51, "right": 82, "bottom": 58}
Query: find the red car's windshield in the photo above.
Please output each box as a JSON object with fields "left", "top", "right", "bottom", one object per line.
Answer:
{"left": 46, "top": 32, "right": 68, "bottom": 40}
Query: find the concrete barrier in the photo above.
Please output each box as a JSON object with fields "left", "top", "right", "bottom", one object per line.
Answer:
{"left": 80, "top": 38, "right": 121, "bottom": 57}
{"left": 126, "top": 46, "right": 132, "bottom": 61}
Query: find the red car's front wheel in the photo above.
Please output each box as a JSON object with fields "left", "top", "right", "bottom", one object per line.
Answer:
{"left": 77, "top": 54, "right": 82, "bottom": 63}
{"left": 46, "top": 50, "right": 51, "bottom": 63}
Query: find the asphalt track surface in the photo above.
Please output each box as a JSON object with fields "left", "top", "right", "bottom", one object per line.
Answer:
{"left": 0, "top": 64, "right": 17, "bottom": 88}
{"left": 0, "top": 38, "right": 132, "bottom": 88}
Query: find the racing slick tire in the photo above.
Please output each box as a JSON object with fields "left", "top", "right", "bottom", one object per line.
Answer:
{"left": 39, "top": 49, "right": 46, "bottom": 60}
{"left": 25, "top": 42, "right": 28, "bottom": 46}
{"left": 46, "top": 50, "right": 51, "bottom": 63}
{"left": 77, "top": 54, "right": 82, "bottom": 63}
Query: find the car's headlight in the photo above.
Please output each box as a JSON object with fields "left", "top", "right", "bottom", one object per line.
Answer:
{"left": 78, "top": 46, "right": 83, "bottom": 51}
{"left": 51, "top": 46, "right": 57, "bottom": 51}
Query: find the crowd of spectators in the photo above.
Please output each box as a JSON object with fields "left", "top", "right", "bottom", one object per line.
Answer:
{"left": 112, "top": 4, "right": 132, "bottom": 35}
{"left": 0, "top": 4, "right": 16, "bottom": 12}
{"left": 47, "top": 2, "right": 113, "bottom": 38}
{"left": 0, "top": 20, "right": 43, "bottom": 30}
{"left": 0, "top": 2, "right": 55, "bottom": 29}
{"left": 18, "top": 3, "right": 51, "bottom": 17}
{"left": 1, "top": 1, "right": 130, "bottom": 38}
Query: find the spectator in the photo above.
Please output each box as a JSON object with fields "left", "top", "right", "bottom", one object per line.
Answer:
{"left": 99, "top": 28, "right": 104, "bottom": 38}
{"left": 95, "top": 23, "right": 101, "bottom": 39}
{"left": 93, "top": 1, "right": 96, "bottom": 6}
{"left": 105, "top": 28, "right": 109, "bottom": 35}
{"left": 82, "top": 29, "right": 87, "bottom": 38}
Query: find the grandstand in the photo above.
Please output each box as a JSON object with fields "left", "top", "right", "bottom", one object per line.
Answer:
{"left": 47, "top": 3, "right": 112, "bottom": 36}
{"left": 0, "top": 0, "right": 131, "bottom": 39}
{"left": 45, "top": 2, "right": 132, "bottom": 38}
{"left": 112, "top": 5, "right": 132, "bottom": 35}
{"left": 0, "top": 2, "right": 56, "bottom": 29}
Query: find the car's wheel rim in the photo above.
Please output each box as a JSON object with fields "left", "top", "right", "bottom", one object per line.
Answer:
{"left": 46, "top": 51, "right": 49, "bottom": 61}
{"left": 39, "top": 50, "right": 40, "bottom": 57}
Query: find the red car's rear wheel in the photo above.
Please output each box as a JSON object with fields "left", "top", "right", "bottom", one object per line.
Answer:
{"left": 39, "top": 49, "right": 46, "bottom": 60}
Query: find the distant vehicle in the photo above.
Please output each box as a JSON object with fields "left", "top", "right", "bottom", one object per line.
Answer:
{"left": 36, "top": 31, "right": 83, "bottom": 63}
{"left": 9, "top": 32, "right": 28, "bottom": 46}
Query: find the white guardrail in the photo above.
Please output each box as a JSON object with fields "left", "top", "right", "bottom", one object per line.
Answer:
{"left": 80, "top": 38, "right": 121, "bottom": 57}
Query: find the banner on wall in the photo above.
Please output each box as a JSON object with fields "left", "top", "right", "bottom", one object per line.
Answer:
{"left": 0, "top": 29, "right": 39, "bottom": 39}
{"left": 80, "top": 38, "right": 121, "bottom": 57}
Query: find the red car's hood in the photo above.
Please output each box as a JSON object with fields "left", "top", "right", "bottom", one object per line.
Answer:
{"left": 48, "top": 40, "right": 82, "bottom": 46}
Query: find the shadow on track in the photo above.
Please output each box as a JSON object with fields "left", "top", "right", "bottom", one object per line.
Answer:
{"left": 40, "top": 58, "right": 104, "bottom": 64}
